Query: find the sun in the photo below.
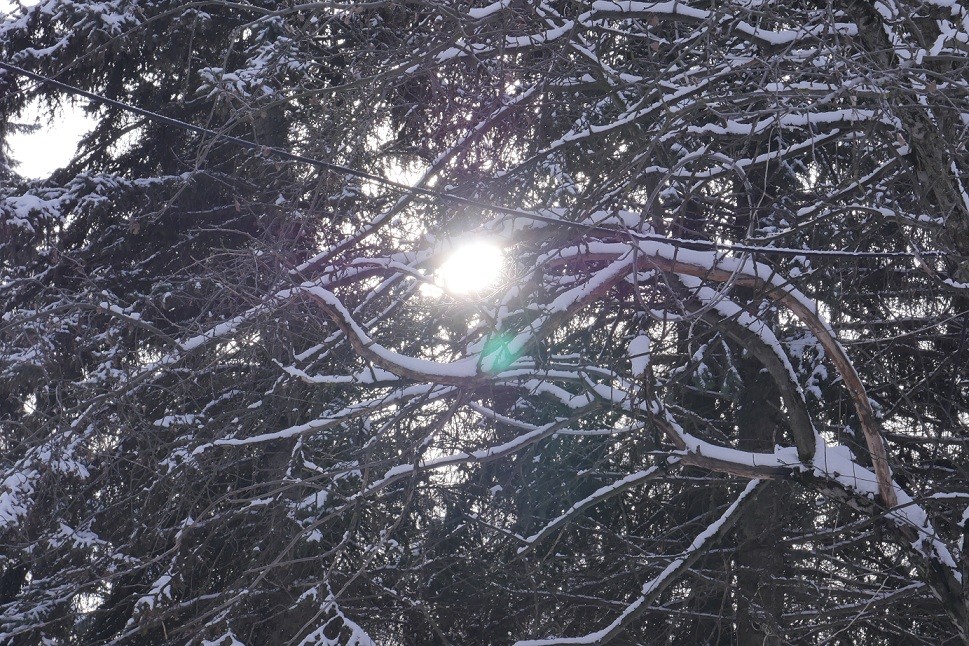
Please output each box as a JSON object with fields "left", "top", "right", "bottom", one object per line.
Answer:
{"left": 438, "top": 240, "right": 504, "bottom": 295}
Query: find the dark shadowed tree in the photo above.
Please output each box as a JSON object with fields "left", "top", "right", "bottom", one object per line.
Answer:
{"left": 3, "top": 1, "right": 969, "bottom": 644}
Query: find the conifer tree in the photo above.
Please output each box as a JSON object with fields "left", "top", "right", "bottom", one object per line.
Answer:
{"left": 3, "top": 1, "right": 969, "bottom": 644}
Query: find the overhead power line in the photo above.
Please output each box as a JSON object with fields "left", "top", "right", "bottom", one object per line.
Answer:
{"left": 0, "top": 60, "right": 941, "bottom": 261}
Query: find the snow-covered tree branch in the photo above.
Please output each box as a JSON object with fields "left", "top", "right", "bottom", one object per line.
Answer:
{"left": 3, "top": 0, "right": 969, "bottom": 643}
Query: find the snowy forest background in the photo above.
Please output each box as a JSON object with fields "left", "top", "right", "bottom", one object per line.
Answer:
{"left": 3, "top": 0, "right": 969, "bottom": 643}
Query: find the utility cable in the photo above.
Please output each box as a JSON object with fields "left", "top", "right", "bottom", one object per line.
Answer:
{"left": 0, "top": 60, "right": 941, "bottom": 260}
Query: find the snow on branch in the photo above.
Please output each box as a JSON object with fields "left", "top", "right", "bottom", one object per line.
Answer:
{"left": 515, "top": 480, "right": 764, "bottom": 645}
{"left": 547, "top": 240, "right": 897, "bottom": 506}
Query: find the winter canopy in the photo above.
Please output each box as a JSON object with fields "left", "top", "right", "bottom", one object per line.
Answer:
{"left": 3, "top": 0, "right": 969, "bottom": 643}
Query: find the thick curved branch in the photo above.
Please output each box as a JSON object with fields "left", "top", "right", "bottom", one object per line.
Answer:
{"left": 306, "top": 242, "right": 893, "bottom": 509}
{"left": 678, "top": 275, "right": 818, "bottom": 460}
{"left": 548, "top": 241, "right": 897, "bottom": 507}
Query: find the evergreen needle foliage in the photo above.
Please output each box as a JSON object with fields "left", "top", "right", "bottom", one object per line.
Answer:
{"left": 3, "top": 1, "right": 969, "bottom": 643}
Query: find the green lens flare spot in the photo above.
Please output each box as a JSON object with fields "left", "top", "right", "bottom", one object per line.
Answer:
{"left": 481, "top": 332, "right": 517, "bottom": 373}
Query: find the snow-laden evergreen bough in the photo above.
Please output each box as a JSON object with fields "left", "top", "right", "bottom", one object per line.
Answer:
{"left": 3, "top": 0, "right": 969, "bottom": 643}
